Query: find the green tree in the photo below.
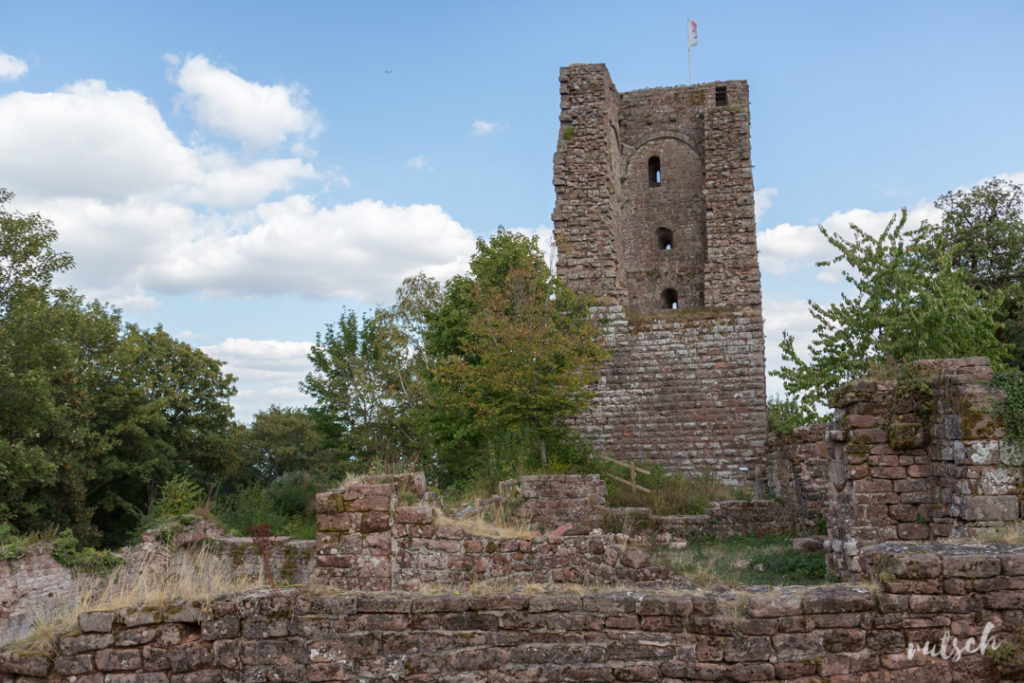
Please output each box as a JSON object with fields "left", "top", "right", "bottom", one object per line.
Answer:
{"left": 424, "top": 229, "right": 607, "bottom": 485}
{"left": 0, "top": 190, "right": 238, "bottom": 546}
{"left": 917, "top": 178, "right": 1024, "bottom": 370}
{"left": 774, "top": 209, "right": 1008, "bottom": 413}
{"left": 301, "top": 306, "right": 425, "bottom": 472}
{"left": 233, "top": 406, "right": 336, "bottom": 483}
{"left": 0, "top": 189, "right": 74, "bottom": 313}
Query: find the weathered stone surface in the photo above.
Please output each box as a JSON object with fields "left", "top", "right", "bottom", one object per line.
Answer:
{"left": 79, "top": 611, "right": 116, "bottom": 633}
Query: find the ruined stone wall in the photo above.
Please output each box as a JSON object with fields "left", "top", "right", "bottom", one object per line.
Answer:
{"left": 313, "top": 478, "right": 668, "bottom": 591}
{"left": 768, "top": 423, "right": 831, "bottom": 535}
{"left": 0, "top": 524, "right": 315, "bottom": 646}
{"left": 825, "top": 358, "right": 1022, "bottom": 577}
{"left": 553, "top": 63, "right": 767, "bottom": 484}
{"left": 8, "top": 542, "right": 1024, "bottom": 682}
{"left": 0, "top": 545, "right": 84, "bottom": 646}
{"left": 508, "top": 473, "right": 607, "bottom": 533}
{"left": 618, "top": 500, "right": 794, "bottom": 539}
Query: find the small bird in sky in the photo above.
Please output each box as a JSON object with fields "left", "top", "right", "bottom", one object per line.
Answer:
{"left": 385, "top": 69, "right": 392, "bottom": 74}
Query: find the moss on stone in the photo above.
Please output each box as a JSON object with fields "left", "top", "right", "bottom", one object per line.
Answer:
{"left": 887, "top": 422, "right": 922, "bottom": 451}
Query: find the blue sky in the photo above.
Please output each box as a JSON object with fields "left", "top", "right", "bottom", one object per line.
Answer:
{"left": 3, "top": 1, "right": 1023, "bottom": 420}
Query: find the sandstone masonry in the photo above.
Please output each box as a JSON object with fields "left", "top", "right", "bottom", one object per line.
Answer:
{"left": 824, "top": 358, "right": 1022, "bottom": 577}
{"left": 312, "top": 474, "right": 669, "bottom": 591}
{"left": 552, "top": 64, "right": 767, "bottom": 485}
{"left": 7, "top": 542, "right": 1024, "bottom": 681}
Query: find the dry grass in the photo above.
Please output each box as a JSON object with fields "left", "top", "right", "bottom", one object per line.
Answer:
{"left": 14, "top": 547, "right": 266, "bottom": 654}
{"left": 604, "top": 470, "right": 751, "bottom": 516}
{"left": 964, "top": 522, "right": 1024, "bottom": 546}
{"left": 432, "top": 507, "right": 535, "bottom": 540}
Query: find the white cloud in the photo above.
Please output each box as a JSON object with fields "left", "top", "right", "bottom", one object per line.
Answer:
{"left": 0, "top": 79, "right": 315, "bottom": 207}
{"left": 202, "top": 337, "right": 312, "bottom": 378}
{"left": 173, "top": 55, "right": 321, "bottom": 147}
{"left": 471, "top": 120, "right": 501, "bottom": 136}
{"left": 201, "top": 337, "right": 313, "bottom": 422}
{"left": 143, "top": 196, "right": 475, "bottom": 302}
{"left": 756, "top": 201, "right": 941, "bottom": 277}
{"left": 762, "top": 295, "right": 818, "bottom": 399}
{"left": 407, "top": 156, "right": 429, "bottom": 169}
{"left": 0, "top": 53, "right": 28, "bottom": 81}
{"left": 0, "top": 80, "right": 195, "bottom": 200}
{"left": 754, "top": 187, "right": 778, "bottom": 219}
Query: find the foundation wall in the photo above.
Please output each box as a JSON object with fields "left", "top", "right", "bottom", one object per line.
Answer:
{"left": 7, "top": 542, "right": 1024, "bottom": 682}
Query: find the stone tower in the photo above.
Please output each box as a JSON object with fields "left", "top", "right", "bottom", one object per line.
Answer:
{"left": 552, "top": 63, "right": 767, "bottom": 485}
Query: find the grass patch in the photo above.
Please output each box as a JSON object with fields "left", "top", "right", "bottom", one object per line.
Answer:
{"left": 654, "top": 535, "right": 833, "bottom": 587}
{"left": 603, "top": 468, "right": 751, "bottom": 515}
{"left": 432, "top": 506, "right": 535, "bottom": 540}
{"left": 964, "top": 522, "right": 1024, "bottom": 545}
{"left": 12, "top": 546, "right": 266, "bottom": 655}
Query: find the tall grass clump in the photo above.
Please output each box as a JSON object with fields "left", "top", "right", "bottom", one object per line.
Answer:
{"left": 17, "top": 546, "right": 265, "bottom": 654}
{"left": 603, "top": 466, "right": 750, "bottom": 515}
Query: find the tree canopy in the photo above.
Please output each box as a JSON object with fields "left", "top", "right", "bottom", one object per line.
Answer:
{"left": 423, "top": 229, "right": 607, "bottom": 486}
{"left": 775, "top": 179, "right": 1022, "bottom": 416}
{"left": 302, "top": 228, "right": 607, "bottom": 490}
{"left": 0, "top": 189, "right": 237, "bottom": 546}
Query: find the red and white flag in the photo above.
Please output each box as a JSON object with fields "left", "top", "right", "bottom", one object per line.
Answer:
{"left": 687, "top": 18, "right": 698, "bottom": 48}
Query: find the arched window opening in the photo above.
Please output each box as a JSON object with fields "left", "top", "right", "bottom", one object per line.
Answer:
{"left": 661, "top": 288, "right": 679, "bottom": 310}
{"left": 648, "top": 156, "right": 661, "bottom": 187}
{"left": 656, "top": 227, "right": 673, "bottom": 250}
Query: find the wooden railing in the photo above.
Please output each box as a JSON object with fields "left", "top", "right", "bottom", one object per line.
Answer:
{"left": 595, "top": 452, "right": 651, "bottom": 493}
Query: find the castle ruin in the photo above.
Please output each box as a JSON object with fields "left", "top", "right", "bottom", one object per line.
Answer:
{"left": 552, "top": 63, "right": 768, "bottom": 484}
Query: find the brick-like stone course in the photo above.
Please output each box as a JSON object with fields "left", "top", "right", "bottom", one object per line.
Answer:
{"left": 313, "top": 475, "right": 669, "bottom": 591}
{"left": 553, "top": 64, "right": 767, "bottom": 486}
{"left": 825, "top": 358, "right": 1023, "bottom": 577}
{"left": 508, "top": 473, "right": 607, "bottom": 533}
{"left": 610, "top": 499, "right": 793, "bottom": 538}
{"left": 0, "top": 544, "right": 88, "bottom": 646}
{"left": 8, "top": 542, "right": 1024, "bottom": 681}
{"left": 768, "top": 422, "right": 831, "bottom": 534}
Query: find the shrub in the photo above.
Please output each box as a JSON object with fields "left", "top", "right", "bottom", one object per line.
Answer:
{"left": 50, "top": 529, "right": 121, "bottom": 576}
{"left": 215, "top": 471, "right": 318, "bottom": 539}
{"left": 150, "top": 474, "right": 205, "bottom": 520}
{"left": 0, "top": 522, "right": 26, "bottom": 561}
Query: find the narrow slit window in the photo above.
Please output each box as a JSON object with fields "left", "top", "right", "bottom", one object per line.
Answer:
{"left": 661, "top": 288, "right": 678, "bottom": 310}
{"left": 648, "top": 156, "right": 661, "bottom": 187}
{"left": 656, "top": 227, "right": 673, "bottom": 250}
{"left": 715, "top": 85, "right": 728, "bottom": 106}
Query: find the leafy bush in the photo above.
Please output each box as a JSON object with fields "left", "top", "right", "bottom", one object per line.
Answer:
{"left": 215, "top": 471, "right": 318, "bottom": 539}
{"left": 766, "top": 394, "right": 823, "bottom": 435}
{"left": 0, "top": 522, "right": 26, "bottom": 561}
{"left": 50, "top": 529, "right": 121, "bottom": 575}
{"left": 151, "top": 474, "right": 205, "bottom": 520}
{"left": 993, "top": 370, "right": 1024, "bottom": 447}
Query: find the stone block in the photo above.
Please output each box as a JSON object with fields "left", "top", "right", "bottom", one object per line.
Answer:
{"left": 963, "top": 496, "right": 1020, "bottom": 521}
{"left": 79, "top": 610, "right": 116, "bottom": 633}
{"left": 95, "top": 648, "right": 142, "bottom": 671}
